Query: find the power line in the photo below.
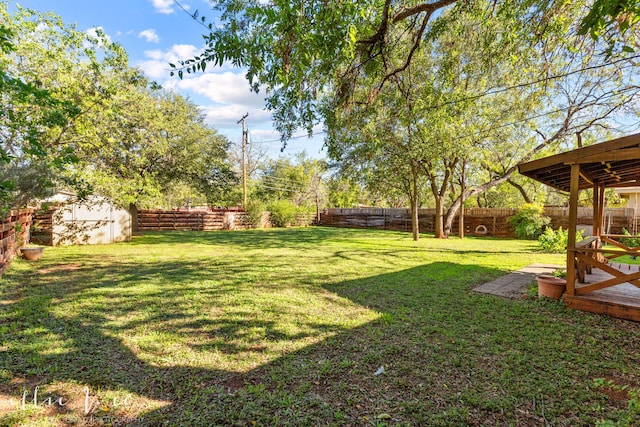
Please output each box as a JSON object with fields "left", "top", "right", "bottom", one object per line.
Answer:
{"left": 173, "top": 0, "right": 210, "bottom": 30}
{"left": 455, "top": 85, "right": 640, "bottom": 141}
{"left": 261, "top": 175, "right": 301, "bottom": 183}
{"left": 426, "top": 54, "right": 640, "bottom": 110}
{"left": 331, "top": 85, "right": 639, "bottom": 145}
{"left": 256, "top": 131, "right": 327, "bottom": 144}
{"left": 240, "top": 55, "right": 638, "bottom": 146}
{"left": 259, "top": 184, "right": 300, "bottom": 193}
{"left": 260, "top": 179, "right": 302, "bottom": 190}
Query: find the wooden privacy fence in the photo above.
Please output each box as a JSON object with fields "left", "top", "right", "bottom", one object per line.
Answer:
{"left": 0, "top": 209, "right": 33, "bottom": 275}
{"left": 30, "top": 209, "right": 54, "bottom": 246}
{"left": 320, "top": 207, "right": 635, "bottom": 237}
{"left": 138, "top": 209, "right": 254, "bottom": 231}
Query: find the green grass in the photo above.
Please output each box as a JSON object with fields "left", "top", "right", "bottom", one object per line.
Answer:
{"left": 1, "top": 227, "right": 639, "bottom": 426}
{"left": 610, "top": 255, "right": 640, "bottom": 265}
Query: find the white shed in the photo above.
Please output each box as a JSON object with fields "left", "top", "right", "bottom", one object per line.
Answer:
{"left": 35, "top": 193, "right": 132, "bottom": 246}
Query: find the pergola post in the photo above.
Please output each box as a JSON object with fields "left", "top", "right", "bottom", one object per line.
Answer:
{"left": 566, "top": 163, "right": 581, "bottom": 296}
{"left": 598, "top": 184, "right": 605, "bottom": 235}
{"left": 593, "top": 182, "right": 600, "bottom": 237}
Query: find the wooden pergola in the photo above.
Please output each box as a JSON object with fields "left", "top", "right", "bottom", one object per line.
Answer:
{"left": 518, "top": 133, "right": 640, "bottom": 320}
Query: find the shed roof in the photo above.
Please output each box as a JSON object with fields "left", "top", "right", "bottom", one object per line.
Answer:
{"left": 518, "top": 133, "right": 640, "bottom": 192}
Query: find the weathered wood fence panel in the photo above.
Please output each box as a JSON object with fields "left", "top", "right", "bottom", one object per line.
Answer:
{"left": 320, "top": 207, "right": 634, "bottom": 237}
{"left": 0, "top": 209, "right": 33, "bottom": 276}
{"left": 30, "top": 209, "right": 54, "bottom": 246}
{"left": 138, "top": 210, "right": 253, "bottom": 231}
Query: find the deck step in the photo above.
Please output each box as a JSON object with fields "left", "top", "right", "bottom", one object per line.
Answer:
{"left": 564, "top": 293, "right": 640, "bottom": 322}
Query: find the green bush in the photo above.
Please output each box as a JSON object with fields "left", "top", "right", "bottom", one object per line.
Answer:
{"left": 508, "top": 204, "right": 551, "bottom": 239}
{"left": 621, "top": 228, "right": 640, "bottom": 248}
{"left": 538, "top": 226, "right": 584, "bottom": 253}
{"left": 267, "top": 199, "right": 299, "bottom": 227}
{"left": 245, "top": 200, "right": 267, "bottom": 228}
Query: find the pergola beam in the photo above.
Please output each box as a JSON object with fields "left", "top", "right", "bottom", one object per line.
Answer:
{"left": 519, "top": 133, "right": 640, "bottom": 193}
{"left": 572, "top": 147, "right": 640, "bottom": 164}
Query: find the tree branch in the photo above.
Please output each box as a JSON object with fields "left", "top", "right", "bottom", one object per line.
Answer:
{"left": 392, "top": 0, "right": 458, "bottom": 23}
{"left": 507, "top": 178, "right": 532, "bottom": 203}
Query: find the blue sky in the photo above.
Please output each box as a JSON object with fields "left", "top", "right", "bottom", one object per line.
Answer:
{"left": 9, "top": 0, "right": 326, "bottom": 159}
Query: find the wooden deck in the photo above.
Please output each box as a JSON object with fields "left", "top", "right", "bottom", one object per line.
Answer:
{"left": 564, "top": 263, "right": 640, "bottom": 321}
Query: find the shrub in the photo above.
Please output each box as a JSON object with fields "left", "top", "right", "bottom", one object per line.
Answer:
{"left": 538, "top": 226, "right": 584, "bottom": 253}
{"left": 621, "top": 228, "right": 640, "bottom": 248}
{"left": 267, "top": 199, "right": 299, "bottom": 227}
{"left": 245, "top": 200, "right": 267, "bottom": 228}
{"left": 508, "top": 204, "right": 550, "bottom": 239}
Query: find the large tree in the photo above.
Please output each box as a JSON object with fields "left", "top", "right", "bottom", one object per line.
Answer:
{"left": 326, "top": 1, "right": 639, "bottom": 237}
{"left": 328, "top": 2, "right": 549, "bottom": 238}
{"left": 0, "top": 3, "right": 127, "bottom": 213}
{"left": 1, "top": 4, "right": 238, "bottom": 217}
{"left": 176, "top": 1, "right": 632, "bottom": 142}
{"left": 76, "top": 78, "right": 238, "bottom": 216}
{"left": 254, "top": 153, "right": 327, "bottom": 208}
{"left": 327, "top": 69, "right": 430, "bottom": 240}
{"left": 177, "top": 0, "right": 640, "bottom": 238}
{"left": 439, "top": 3, "right": 640, "bottom": 236}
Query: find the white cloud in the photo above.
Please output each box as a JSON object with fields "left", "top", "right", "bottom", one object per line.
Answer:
{"left": 138, "top": 29, "right": 160, "bottom": 43}
{"left": 177, "top": 72, "right": 266, "bottom": 108}
{"left": 132, "top": 44, "right": 323, "bottom": 158}
{"left": 137, "top": 45, "right": 266, "bottom": 110}
{"left": 247, "top": 124, "right": 324, "bottom": 141}
{"left": 150, "top": 0, "right": 174, "bottom": 14}
{"left": 201, "top": 105, "right": 272, "bottom": 129}
{"left": 85, "top": 27, "right": 112, "bottom": 47}
{"left": 137, "top": 44, "right": 201, "bottom": 79}
{"left": 86, "top": 27, "right": 110, "bottom": 41}
{"left": 248, "top": 129, "right": 281, "bottom": 141}
{"left": 139, "top": 44, "right": 237, "bottom": 78}
{"left": 169, "top": 44, "right": 201, "bottom": 61}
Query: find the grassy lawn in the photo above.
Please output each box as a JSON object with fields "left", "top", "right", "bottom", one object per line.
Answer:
{"left": 1, "top": 227, "right": 639, "bottom": 426}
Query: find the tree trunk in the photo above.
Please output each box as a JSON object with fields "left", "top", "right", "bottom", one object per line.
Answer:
{"left": 129, "top": 203, "right": 139, "bottom": 232}
{"left": 410, "top": 162, "right": 420, "bottom": 241}
{"left": 434, "top": 195, "right": 446, "bottom": 238}
{"left": 459, "top": 159, "right": 465, "bottom": 238}
{"left": 445, "top": 161, "right": 521, "bottom": 232}
{"left": 432, "top": 161, "right": 455, "bottom": 239}
{"left": 410, "top": 195, "right": 419, "bottom": 241}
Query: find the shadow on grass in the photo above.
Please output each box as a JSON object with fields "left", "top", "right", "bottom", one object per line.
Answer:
{"left": 0, "top": 241, "right": 637, "bottom": 425}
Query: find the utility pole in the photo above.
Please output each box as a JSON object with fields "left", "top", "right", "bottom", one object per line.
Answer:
{"left": 237, "top": 113, "right": 249, "bottom": 209}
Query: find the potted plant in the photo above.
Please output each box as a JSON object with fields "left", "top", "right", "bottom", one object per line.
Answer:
{"left": 536, "top": 269, "right": 566, "bottom": 300}
{"left": 20, "top": 246, "right": 45, "bottom": 261}
{"left": 16, "top": 223, "right": 45, "bottom": 261}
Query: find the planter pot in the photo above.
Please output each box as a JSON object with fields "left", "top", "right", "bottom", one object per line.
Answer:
{"left": 536, "top": 275, "right": 566, "bottom": 300}
{"left": 20, "top": 246, "right": 45, "bottom": 261}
